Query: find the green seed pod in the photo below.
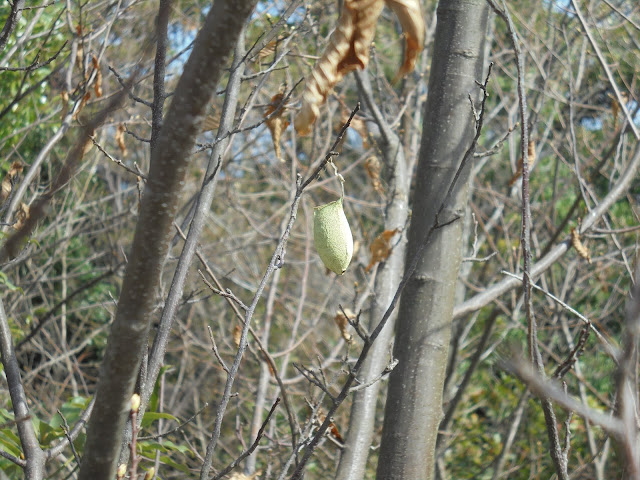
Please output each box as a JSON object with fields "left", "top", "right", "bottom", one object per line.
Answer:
{"left": 314, "top": 198, "right": 353, "bottom": 275}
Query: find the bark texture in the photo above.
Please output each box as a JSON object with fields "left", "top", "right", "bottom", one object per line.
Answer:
{"left": 376, "top": 1, "right": 489, "bottom": 479}
{"left": 76, "top": 2, "right": 257, "bottom": 479}
{"left": 334, "top": 71, "right": 411, "bottom": 480}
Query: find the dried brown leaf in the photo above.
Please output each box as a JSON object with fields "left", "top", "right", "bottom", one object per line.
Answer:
{"left": 265, "top": 93, "right": 290, "bottom": 161}
{"left": 317, "top": 412, "right": 345, "bottom": 443}
{"left": 92, "top": 55, "right": 103, "bottom": 98}
{"left": 385, "top": 0, "right": 425, "bottom": 83}
{"left": 233, "top": 324, "right": 242, "bottom": 348}
{"left": 13, "top": 203, "right": 30, "bottom": 230}
{"left": 294, "top": 0, "right": 425, "bottom": 134}
{"left": 73, "top": 91, "right": 91, "bottom": 120}
{"left": 334, "top": 308, "right": 355, "bottom": 343}
{"left": 1, "top": 161, "right": 25, "bottom": 204}
{"left": 366, "top": 228, "right": 400, "bottom": 272}
{"left": 60, "top": 91, "right": 69, "bottom": 120}
{"left": 201, "top": 114, "right": 220, "bottom": 133}
{"left": 75, "top": 45, "right": 84, "bottom": 71}
{"left": 365, "top": 156, "right": 384, "bottom": 194}
{"left": 508, "top": 140, "right": 536, "bottom": 187}
{"left": 115, "top": 124, "right": 127, "bottom": 157}
{"left": 571, "top": 227, "right": 592, "bottom": 264}
{"left": 294, "top": 0, "right": 386, "bottom": 135}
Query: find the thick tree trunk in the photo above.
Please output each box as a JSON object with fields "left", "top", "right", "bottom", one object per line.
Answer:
{"left": 376, "top": 2, "right": 489, "bottom": 479}
{"left": 77, "top": 2, "right": 257, "bottom": 479}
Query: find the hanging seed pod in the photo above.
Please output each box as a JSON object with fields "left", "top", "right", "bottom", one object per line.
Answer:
{"left": 314, "top": 198, "right": 353, "bottom": 275}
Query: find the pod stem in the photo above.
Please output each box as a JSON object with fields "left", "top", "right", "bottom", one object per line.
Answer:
{"left": 328, "top": 158, "right": 345, "bottom": 200}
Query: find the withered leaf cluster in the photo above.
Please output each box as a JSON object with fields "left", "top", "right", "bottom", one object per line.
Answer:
{"left": 334, "top": 307, "right": 355, "bottom": 343}
{"left": 366, "top": 228, "right": 400, "bottom": 272}
{"left": 294, "top": 0, "right": 425, "bottom": 135}
{"left": 264, "top": 92, "right": 290, "bottom": 161}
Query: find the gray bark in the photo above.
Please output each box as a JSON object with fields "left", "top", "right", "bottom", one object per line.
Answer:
{"left": 76, "top": 2, "right": 257, "bottom": 479}
{"left": 333, "top": 71, "right": 411, "bottom": 480}
{"left": 376, "top": 2, "right": 489, "bottom": 479}
{"left": 0, "top": 299, "right": 45, "bottom": 479}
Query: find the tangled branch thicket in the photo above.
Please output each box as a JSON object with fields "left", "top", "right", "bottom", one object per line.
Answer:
{"left": 0, "top": 0, "right": 639, "bottom": 479}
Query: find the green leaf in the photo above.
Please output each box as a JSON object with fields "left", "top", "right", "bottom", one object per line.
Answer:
{"left": 141, "top": 412, "right": 179, "bottom": 429}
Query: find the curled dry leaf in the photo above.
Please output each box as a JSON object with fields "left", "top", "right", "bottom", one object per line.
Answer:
{"left": 334, "top": 308, "right": 355, "bottom": 343}
{"left": 115, "top": 124, "right": 127, "bottom": 157}
{"left": 255, "top": 34, "right": 287, "bottom": 63}
{"left": 365, "top": 156, "right": 383, "bottom": 194}
{"left": 317, "top": 410, "right": 345, "bottom": 443}
{"left": 1, "top": 161, "right": 25, "bottom": 203}
{"left": 201, "top": 106, "right": 220, "bottom": 133}
{"left": 294, "top": 0, "right": 386, "bottom": 135}
{"left": 265, "top": 92, "right": 290, "bottom": 161}
{"left": 233, "top": 324, "right": 242, "bottom": 348}
{"left": 385, "top": 0, "right": 426, "bottom": 83}
{"left": 60, "top": 91, "right": 69, "bottom": 120}
{"left": 81, "top": 129, "right": 96, "bottom": 159}
{"left": 508, "top": 140, "right": 536, "bottom": 187}
{"left": 571, "top": 227, "right": 592, "bottom": 264}
{"left": 366, "top": 228, "right": 400, "bottom": 272}
{"left": 13, "top": 203, "right": 30, "bottom": 230}
{"left": 73, "top": 91, "right": 91, "bottom": 120}
{"left": 294, "top": 0, "right": 425, "bottom": 135}
{"left": 75, "top": 45, "right": 84, "bottom": 71}
{"left": 201, "top": 115, "right": 220, "bottom": 133}
{"left": 92, "top": 54, "right": 103, "bottom": 98}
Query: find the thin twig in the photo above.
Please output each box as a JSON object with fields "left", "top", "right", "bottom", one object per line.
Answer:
{"left": 57, "top": 410, "right": 81, "bottom": 466}
{"left": 212, "top": 398, "right": 281, "bottom": 480}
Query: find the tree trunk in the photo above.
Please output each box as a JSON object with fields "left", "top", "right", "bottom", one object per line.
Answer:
{"left": 76, "top": 2, "right": 257, "bottom": 479}
{"left": 376, "top": 2, "right": 489, "bottom": 479}
{"left": 334, "top": 70, "right": 411, "bottom": 480}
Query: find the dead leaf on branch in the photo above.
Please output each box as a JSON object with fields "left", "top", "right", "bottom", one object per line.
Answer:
{"left": 255, "top": 34, "right": 288, "bottom": 63}
{"left": 201, "top": 106, "right": 220, "bottom": 133}
{"left": 265, "top": 92, "right": 290, "bottom": 161}
{"left": 92, "top": 55, "right": 103, "bottom": 98}
{"left": 60, "top": 91, "right": 69, "bottom": 120}
{"left": 334, "top": 308, "right": 355, "bottom": 343}
{"left": 385, "top": 0, "right": 426, "bottom": 83}
{"left": 571, "top": 227, "right": 592, "bottom": 264}
{"left": 81, "top": 129, "right": 96, "bottom": 159}
{"left": 115, "top": 124, "right": 127, "bottom": 157}
{"left": 294, "top": 0, "right": 425, "bottom": 135}
{"left": 233, "top": 324, "right": 242, "bottom": 348}
{"left": 508, "top": 139, "right": 536, "bottom": 187}
{"left": 1, "top": 161, "right": 25, "bottom": 204}
{"left": 73, "top": 91, "right": 91, "bottom": 120}
{"left": 13, "top": 203, "right": 30, "bottom": 231}
{"left": 365, "top": 156, "right": 384, "bottom": 194}
{"left": 317, "top": 409, "right": 345, "bottom": 443}
{"left": 366, "top": 228, "right": 400, "bottom": 272}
